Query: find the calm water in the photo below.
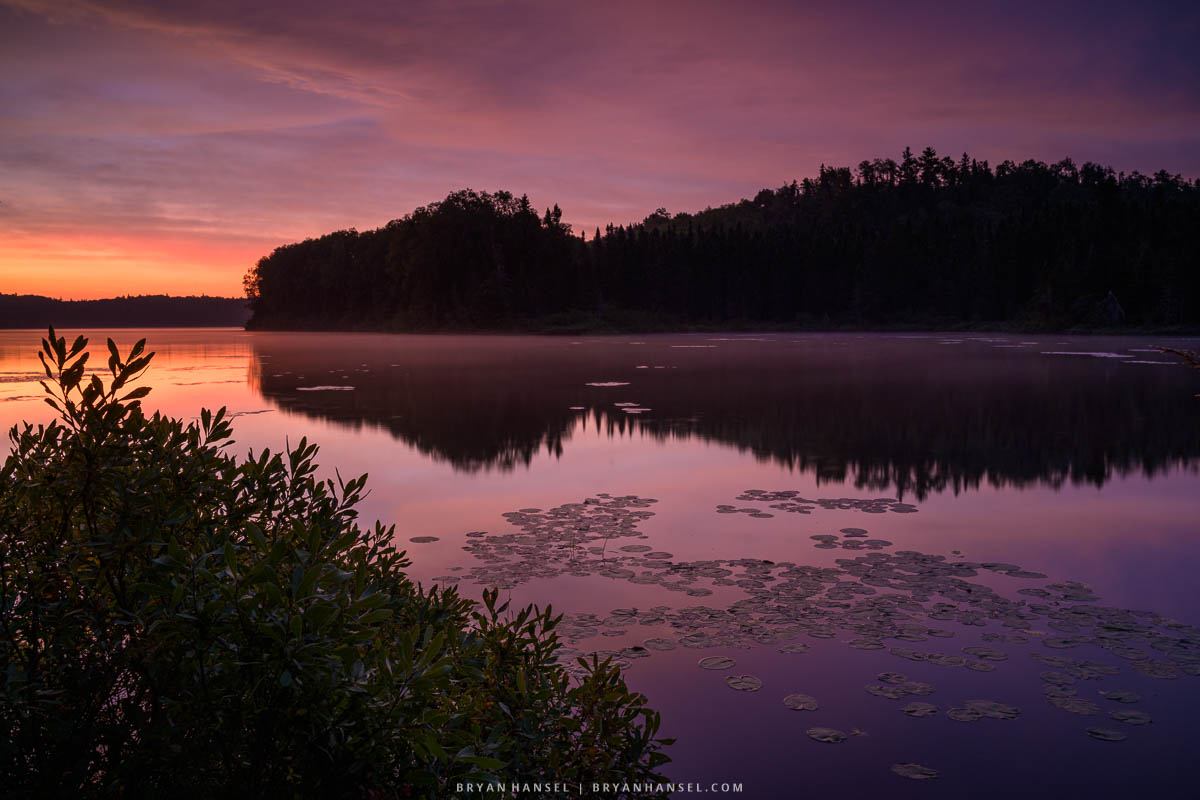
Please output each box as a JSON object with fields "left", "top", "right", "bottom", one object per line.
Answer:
{"left": 3, "top": 329, "right": 1199, "bottom": 798}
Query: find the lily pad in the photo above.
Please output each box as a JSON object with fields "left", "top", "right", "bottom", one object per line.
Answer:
{"left": 901, "top": 702, "right": 938, "bottom": 718}
{"left": 1086, "top": 727, "right": 1127, "bottom": 742}
{"left": 965, "top": 700, "right": 1020, "bottom": 720}
{"left": 1040, "top": 670, "right": 1076, "bottom": 686}
{"left": 963, "top": 646, "right": 1008, "bottom": 661}
{"left": 1109, "top": 709, "right": 1152, "bottom": 725}
{"left": 900, "top": 681, "right": 935, "bottom": 696}
{"left": 947, "top": 707, "right": 981, "bottom": 722}
{"left": 1050, "top": 697, "right": 1099, "bottom": 715}
{"left": 699, "top": 656, "right": 736, "bottom": 670}
{"left": 806, "top": 727, "right": 847, "bottom": 744}
{"left": 783, "top": 693, "right": 819, "bottom": 711}
{"left": 891, "top": 763, "right": 939, "bottom": 780}
{"left": 849, "top": 638, "right": 885, "bottom": 650}
{"left": 726, "top": 675, "right": 763, "bottom": 692}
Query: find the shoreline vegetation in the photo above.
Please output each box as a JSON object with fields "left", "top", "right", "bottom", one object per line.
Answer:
{"left": 244, "top": 148, "right": 1200, "bottom": 335}
{"left": 0, "top": 329, "right": 671, "bottom": 796}
{"left": 243, "top": 314, "right": 1200, "bottom": 337}
{"left": 0, "top": 294, "right": 250, "bottom": 329}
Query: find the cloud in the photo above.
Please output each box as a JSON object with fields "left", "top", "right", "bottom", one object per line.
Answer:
{"left": 1, "top": 0, "right": 1197, "bottom": 297}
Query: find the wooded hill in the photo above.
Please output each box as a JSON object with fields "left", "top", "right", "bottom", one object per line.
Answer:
{"left": 243, "top": 149, "right": 1200, "bottom": 332}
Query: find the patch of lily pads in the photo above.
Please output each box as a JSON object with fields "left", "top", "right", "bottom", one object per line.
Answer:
{"left": 442, "top": 490, "right": 1200, "bottom": 774}
{"left": 458, "top": 494, "right": 1200, "bottom": 694}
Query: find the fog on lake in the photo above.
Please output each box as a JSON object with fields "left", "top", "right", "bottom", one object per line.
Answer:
{"left": 3, "top": 329, "right": 1198, "bottom": 799}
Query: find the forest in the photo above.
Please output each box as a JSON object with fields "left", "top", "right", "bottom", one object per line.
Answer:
{"left": 0, "top": 294, "right": 250, "bottom": 328}
{"left": 243, "top": 148, "right": 1200, "bottom": 331}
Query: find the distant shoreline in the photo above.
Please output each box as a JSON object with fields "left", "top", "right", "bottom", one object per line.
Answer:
{"left": 7, "top": 320, "right": 1198, "bottom": 335}
{"left": 0, "top": 294, "right": 251, "bottom": 329}
{"left": 243, "top": 318, "right": 1200, "bottom": 337}
{"left": 0, "top": 325, "right": 248, "bottom": 331}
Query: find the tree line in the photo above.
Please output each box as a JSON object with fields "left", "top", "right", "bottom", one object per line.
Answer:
{"left": 244, "top": 148, "right": 1200, "bottom": 331}
{"left": 0, "top": 294, "right": 250, "bottom": 328}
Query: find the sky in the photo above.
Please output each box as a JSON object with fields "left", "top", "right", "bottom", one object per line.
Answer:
{"left": 1, "top": 0, "right": 1198, "bottom": 300}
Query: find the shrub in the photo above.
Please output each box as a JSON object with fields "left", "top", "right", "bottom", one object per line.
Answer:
{"left": 0, "top": 329, "right": 670, "bottom": 797}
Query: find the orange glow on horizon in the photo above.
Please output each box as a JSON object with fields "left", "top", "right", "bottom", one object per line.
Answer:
{"left": 0, "top": 230, "right": 263, "bottom": 300}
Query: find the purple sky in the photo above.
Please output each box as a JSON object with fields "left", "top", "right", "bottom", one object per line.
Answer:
{"left": 2, "top": 0, "right": 1197, "bottom": 298}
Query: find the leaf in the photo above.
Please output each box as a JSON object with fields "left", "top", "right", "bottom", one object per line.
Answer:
{"left": 305, "top": 602, "right": 339, "bottom": 630}
{"left": 245, "top": 522, "right": 268, "bottom": 550}
{"left": 423, "top": 733, "right": 449, "bottom": 761}
{"left": 121, "top": 386, "right": 152, "bottom": 402}
{"left": 298, "top": 564, "right": 322, "bottom": 598}
{"left": 359, "top": 608, "right": 393, "bottom": 625}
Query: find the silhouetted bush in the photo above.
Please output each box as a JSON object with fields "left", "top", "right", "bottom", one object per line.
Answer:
{"left": 0, "top": 329, "right": 670, "bottom": 797}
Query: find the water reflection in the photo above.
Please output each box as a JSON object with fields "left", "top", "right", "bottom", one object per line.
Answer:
{"left": 251, "top": 333, "right": 1200, "bottom": 498}
{"left": 4, "top": 329, "right": 1199, "bottom": 797}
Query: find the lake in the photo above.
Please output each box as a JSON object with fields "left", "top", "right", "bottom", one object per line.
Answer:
{"left": 3, "top": 328, "right": 1199, "bottom": 799}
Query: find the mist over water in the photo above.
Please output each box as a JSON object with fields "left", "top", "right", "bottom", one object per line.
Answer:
{"left": 249, "top": 332, "right": 1200, "bottom": 497}
{"left": 3, "top": 329, "right": 1199, "bottom": 798}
